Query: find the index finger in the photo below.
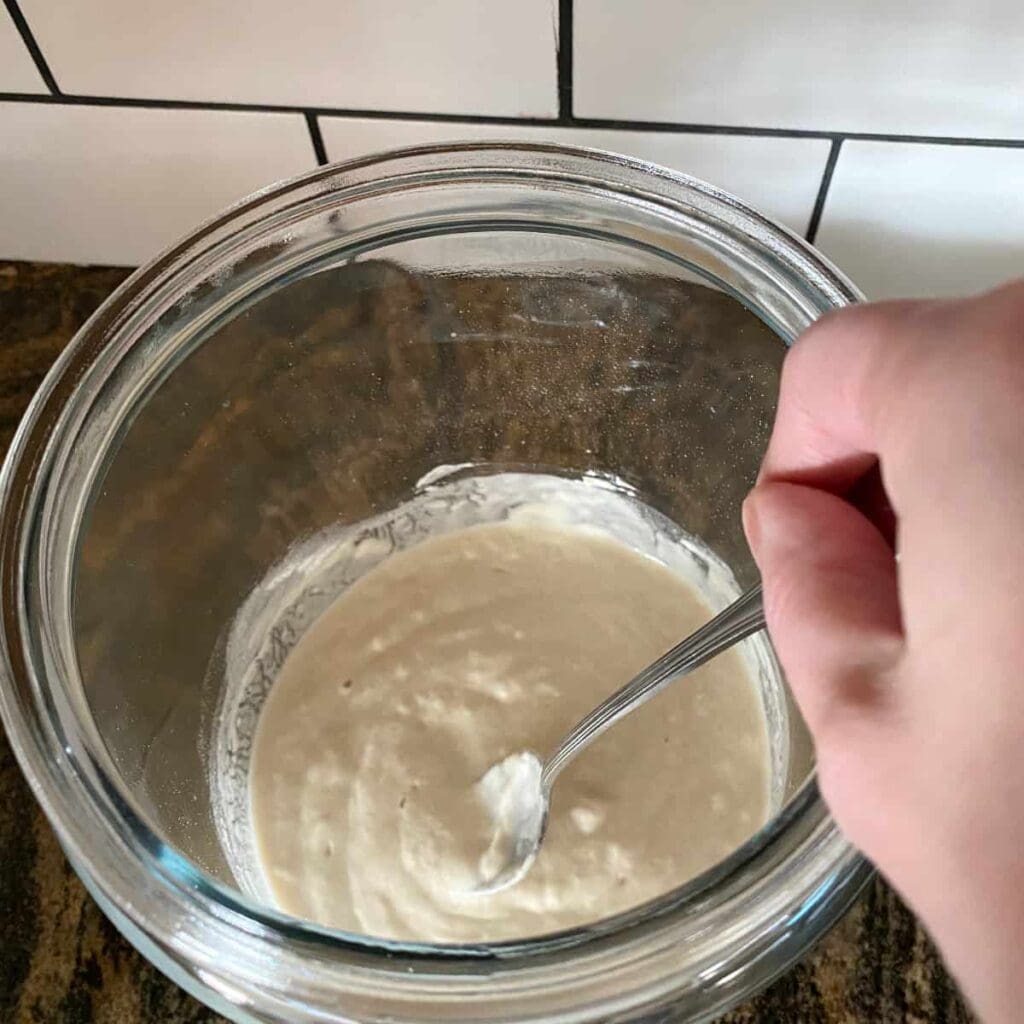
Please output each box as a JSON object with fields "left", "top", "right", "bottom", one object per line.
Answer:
{"left": 760, "top": 300, "right": 932, "bottom": 493}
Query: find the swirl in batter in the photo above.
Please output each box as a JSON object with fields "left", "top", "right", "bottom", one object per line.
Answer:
{"left": 249, "top": 518, "right": 771, "bottom": 942}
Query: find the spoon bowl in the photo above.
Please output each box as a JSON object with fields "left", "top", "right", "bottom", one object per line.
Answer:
{"left": 474, "top": 750, "right": 547, "bottom": 893}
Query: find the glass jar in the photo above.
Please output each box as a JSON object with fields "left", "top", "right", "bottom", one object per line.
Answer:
{"left": 0, "top": 144, "right": 870, "bottom": 1023}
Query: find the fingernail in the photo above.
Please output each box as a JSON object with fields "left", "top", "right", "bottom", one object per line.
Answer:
{"left": 742, "top": 492, "right": 762, "bottom": 553}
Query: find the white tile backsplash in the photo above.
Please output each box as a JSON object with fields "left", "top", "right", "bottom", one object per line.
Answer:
{"left": 2, "top": 1, "right": 1022, "bottom": 289}
{"left": 318, "top": 117, "right": 830, "bottom": 235}
{"left": 0, "top": 9, "right": 44, "bottom": 92}
{"left": 0, "top": 103, "right": 314, "bottom": 266}
{"left": 575, "top": 0, "right": 1024, "bottom": 139}
{"left": 815, "top": 142, "right": 1024, "bottom": 299}
{"left": 19, "top": 0, "right": 558, "bottom": 117}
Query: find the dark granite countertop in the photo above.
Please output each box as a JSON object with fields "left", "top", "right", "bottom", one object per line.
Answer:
{"left": 0, "top": 261, "right": 975, "bottom": 1024}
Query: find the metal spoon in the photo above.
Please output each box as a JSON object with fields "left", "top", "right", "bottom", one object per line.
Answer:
{"left": 475, "top": 583, "right": 766, "bottom": 893}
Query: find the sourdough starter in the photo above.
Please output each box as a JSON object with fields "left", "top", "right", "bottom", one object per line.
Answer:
{"left": 248, "top": 515, "right": 772, "bottom": 942}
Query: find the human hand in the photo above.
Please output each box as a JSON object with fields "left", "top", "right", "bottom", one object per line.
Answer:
{"left": 744, "top": 281, "right": 1024, "bottom": 1024}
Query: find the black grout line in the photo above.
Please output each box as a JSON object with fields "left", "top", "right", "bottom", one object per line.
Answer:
{"left": 569, "top": 118, "right": 1024, "bottom": 149}
{"left": 582, "top": 116, "right": 832, "bottom": 140}
{"left": 0, "top": 89, "right": 562, "bottom": 125}
{"left": 570, "top": 118, "right": 1024, "bottom": 149}
{"left": 3, "top": 0, "right": 61, "bottom": 95}
{"left": 805, "top": 138, "right": 843, "bottom": 244}
{"left": 557, "top": 0, "right": 573, "bottom": 123}
{"left": 305, "top": 112, "right": 328, "bottom": 166}
{"left": 0, "top": 89, "right": 1023, "bottom": 151}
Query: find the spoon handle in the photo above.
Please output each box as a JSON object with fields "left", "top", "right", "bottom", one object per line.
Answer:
{"left": 540, "top": 583, "right": 766, "bottom": 790}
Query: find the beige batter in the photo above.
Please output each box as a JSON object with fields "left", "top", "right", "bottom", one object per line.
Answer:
{"left": 249, "top": 519, "right": 771, "bottom": 942}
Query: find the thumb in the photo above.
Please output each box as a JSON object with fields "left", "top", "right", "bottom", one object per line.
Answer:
{"left": 743, "top": 481, "right": 904, "bottom": 746}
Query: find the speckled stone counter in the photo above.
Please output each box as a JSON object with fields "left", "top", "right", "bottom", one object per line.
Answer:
{"left": 0, "top": 261, "right": 976, "bottom": 1024}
